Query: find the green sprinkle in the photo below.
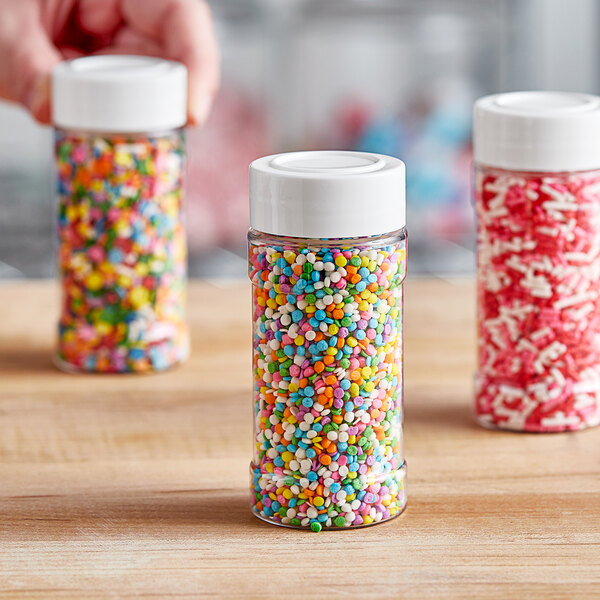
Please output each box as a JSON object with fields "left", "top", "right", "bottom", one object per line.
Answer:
{"left": 310, "top": 521, "right": 322, "bottom": 533}
{"left": 334, "top": 516, "right": 346, "bottom": 527}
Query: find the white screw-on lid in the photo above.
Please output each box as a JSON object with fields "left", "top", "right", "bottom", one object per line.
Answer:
{"left": 249, "top": 151, "right": 405, "bottom": 238}
{"left": 474, "top": 91, "right": 600, "bottom": 172}
{"left": 52, "top": 55, "right": 187, "bottom": 133}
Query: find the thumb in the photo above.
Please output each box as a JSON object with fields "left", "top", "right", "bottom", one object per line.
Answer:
{"left": 0, "top": 6, "right": 62, "bottom": 123}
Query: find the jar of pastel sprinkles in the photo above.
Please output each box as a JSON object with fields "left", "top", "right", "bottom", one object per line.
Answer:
{"left": 474, "top": 91, "right": 600, "bottom": 431}
{"left": 248, "top": 151, "right": 407, "bottom": 530}
{"left": 52, "top": 56, "right": 189, "bottom": 373}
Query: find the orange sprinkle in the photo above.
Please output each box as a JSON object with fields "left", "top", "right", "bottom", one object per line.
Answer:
{"left": 323, "top": 355, "right": 335, "bottom": 365}
{"left": 314, "top": 361, "right": 325, "bottom": 373}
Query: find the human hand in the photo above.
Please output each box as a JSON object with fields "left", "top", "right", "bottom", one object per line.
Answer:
{"left": 0, "top": 0, "right": 220, "bottom": 125}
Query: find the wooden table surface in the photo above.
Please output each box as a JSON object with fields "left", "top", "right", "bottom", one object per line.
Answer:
{"left": 1, "top": 279, "right": 599, "bottom": 599}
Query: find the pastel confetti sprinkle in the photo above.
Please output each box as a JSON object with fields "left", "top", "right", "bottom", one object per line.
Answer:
{"left": 249, "top": 238, "right": 407, "bottom": 529}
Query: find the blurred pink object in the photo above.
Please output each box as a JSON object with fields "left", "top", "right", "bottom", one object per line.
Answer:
{"left": 186, "top": 89, "right": 269, "bottom": 251}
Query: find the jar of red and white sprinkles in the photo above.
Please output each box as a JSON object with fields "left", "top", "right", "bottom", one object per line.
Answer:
{"left": 474, "top": 91, "right": 600, "bottom": 432}
{"left": 248, "top": 151, "right": 407, "bottom": 530}
{"left": 52, "top": 56, "right": 189, "bottom": 373}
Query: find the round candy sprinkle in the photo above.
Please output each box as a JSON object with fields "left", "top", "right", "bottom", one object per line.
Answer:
{"left": 249, "top": 239, "right": 407, "bottom": 530}
{"left": 475, "top": 168, "right": 600, "bottom": 431}
{"left": 55, "top": 131, "right": 189, "bottom": 373}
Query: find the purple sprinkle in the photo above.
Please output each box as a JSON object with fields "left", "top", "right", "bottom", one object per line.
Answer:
{"left": 338, "top": 327, "right": 349, "bottom": 338}
{"left": 333, "top": 398, "right": 344, "bottom": 409}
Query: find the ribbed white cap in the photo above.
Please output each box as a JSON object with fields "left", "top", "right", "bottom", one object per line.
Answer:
{"left": 52, "top": 55, "right": 187, "bottom": 133}
{"left": 249, "top": 151, "right": 405, "bottom": 238}
{"left": 474, "top": 91, "right": 600, "bottom": 172}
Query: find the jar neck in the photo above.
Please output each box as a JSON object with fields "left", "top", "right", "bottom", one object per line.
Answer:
{"left": 248, "top": 228, "right": 406, "bottom": 249}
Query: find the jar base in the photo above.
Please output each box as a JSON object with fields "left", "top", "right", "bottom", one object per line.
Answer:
{"left": 250, "top": 461, "right": 407, "bottom": 531}
{"left": 474, "top": 413, "right": 599, "bottom": 433}
{"left": 250, "top": 503, "right": 406, "bottom": 530}
{"left": 53, "top": 344, "right": 189, "bottom": 375}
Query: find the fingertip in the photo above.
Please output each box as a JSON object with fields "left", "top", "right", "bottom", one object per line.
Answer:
{"left": 27, "top": 76, "right": 52, "bottom": 125}
{"left": 189, "top": 94, "right": 213, "bottom": 127}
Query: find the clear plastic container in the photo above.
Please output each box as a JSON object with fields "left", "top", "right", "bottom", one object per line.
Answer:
{"left": 248, "top": 151, "right": 407, "bottom": 530}
{"left": 52, "top": 56, "right": 189, "bottom": 373}
{"left": 473, "top": 92, "right": 600, "bottom": 431}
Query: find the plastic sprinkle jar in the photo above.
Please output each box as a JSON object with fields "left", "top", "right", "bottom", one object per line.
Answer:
{"left": 474, "top": 91, "right": 600, "bottom": 431}
{"left": 248, "top": 151, "right": 407, "bottom": 530}
{"left": 52, "top": 56, "right": 189, "bottom": 373}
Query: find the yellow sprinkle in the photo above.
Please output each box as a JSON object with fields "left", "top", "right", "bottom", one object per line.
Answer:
{"left": 282, "top": 451, "right": 294, "bottom": 463}
{"left": 313, "top": 496, "right": 324, "bottom": 507}
{"left": 135, "top": 262, "right": 149, "bottom": 276}
{"left": 282, "top": 489, "right": 293, "bottom": 500}
{"left": 85, "top": 272, "right": 104, "bottom": 291}
{"left": 295, "top": 336, "right": 305, "bottom": 346}
{"left": 347, "top": 337, "right": 358, "bottom": 348}
{"left": 130, "top": 286, "right": 150, "bottom": 309}
{"left": 335, "top": 255, "right": 347, "bottom": 267}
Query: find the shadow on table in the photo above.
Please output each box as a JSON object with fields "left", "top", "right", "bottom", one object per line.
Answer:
{"left": 1, "top": 490, "right": 267, "bottom": 540}
{"left": 0, "top": 347, "right": 56, "bottom": 374}
{"left": 405, "top": 398, "right": 480, "bottom": 433}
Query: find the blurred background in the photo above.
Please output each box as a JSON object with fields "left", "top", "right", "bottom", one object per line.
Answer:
{"left": 1, "top": 0, "right": 599, "bottom": 279}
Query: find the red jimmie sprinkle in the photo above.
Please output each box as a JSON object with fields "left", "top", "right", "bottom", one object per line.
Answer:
{"left": 475, "top": 166, "right": 600, "bottom": 432}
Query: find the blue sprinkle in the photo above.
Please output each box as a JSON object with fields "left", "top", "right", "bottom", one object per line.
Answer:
{"left": 316, "top": 341, "right": 328, "bottom": 352}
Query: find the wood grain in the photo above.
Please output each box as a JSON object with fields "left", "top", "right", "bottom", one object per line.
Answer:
{"left": 0, "top": 279, "right": 599, "bottom": 599}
